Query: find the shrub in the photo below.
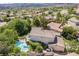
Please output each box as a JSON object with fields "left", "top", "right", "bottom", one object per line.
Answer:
{"left": 35, "top": 46, "right": 43, "bottom": 53}
{"left": 31, "top": 42, "right": 41, "bottom": 51}
{"left": 64, "top": 39, "right": 79, "bottom": 53}
{"left": 0, "top": 29, "right": 18, "bottom": 44}
{"left": 0, "top": 42, "right": 10, "bottom": 56}
{"left": 75, "top": 47, "right": 79, "bottom": 54}
{"left": 3, "top": 16, "right": 10, "bottom": 22}
{"left": 20, "top": 52, "right": 27, "bottom": 56}
{"left": 40, "top": 16, "right": 48, "bottom": 29}
{"left": 33, "top": 17, "right": 41, "bottom": 27}
{"left": 62, "top": 26, "right": 77, "bottom": 40}
{"left": 68, "top": 7, "right": 76, "bottom": 14}
{"left": 12, "top": 47, "right": 20, "bottom": 54}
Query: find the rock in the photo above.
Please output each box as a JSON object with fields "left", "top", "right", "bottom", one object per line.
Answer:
{"left": 44, "top": 52, "right": 54, "bottom": 56}
{"left": 46, "top": 48, "right": 51, "bottom": 52}
{"left": 36, "top": 53, "right": 44, "bottom": 56}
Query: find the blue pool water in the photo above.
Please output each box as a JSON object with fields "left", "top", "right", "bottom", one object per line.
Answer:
{"left": 16, "top": 41, "right": 29, "bottom": 52}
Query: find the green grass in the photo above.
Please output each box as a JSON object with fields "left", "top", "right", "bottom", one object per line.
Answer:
{"left": 64, "top": 38, "right": 79, "bottom": 54}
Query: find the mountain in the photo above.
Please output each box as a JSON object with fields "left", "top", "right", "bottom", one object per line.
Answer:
{"left": 0, "top": 3, "right": 78, "bottom": 9}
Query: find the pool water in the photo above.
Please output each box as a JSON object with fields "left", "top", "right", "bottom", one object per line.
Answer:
{"left": 16, "top": 41, "right": 29, "bottom": 52}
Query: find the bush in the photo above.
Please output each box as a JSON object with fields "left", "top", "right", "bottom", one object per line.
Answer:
{"left": 64, "top": 39, "right": 79, "bottom": 53}
{"left": 12, "top": 47, "right": 20, "bottom": 54}
{"left": 62, "top": 26, "right": 77, "bottom": 40}
{"left": 29, "top": 41, "right": 44, "bottom": 52}
{"left": 40, "top": 16, "right": 48, "bottom": 29}
{"left": 3, "top": 16, "right": 10, "bottom": 22}
{"left": 20, "top": 52, "right": 27, "bottom": 56}
{"left": 0, "top": 29, "right": 18, "bottom": 44}
{"left": 35, "top": 46, "right": 43, "bottom": 53}
{"left": 33, "top": 17, "right": 41, "bottom": 27}
{"left": 0, "top": 42, "right": 10, "bottom": 56}
{"left": 0, "top": 25, "right": 7, "bottom": 33}
{"left": 31, "top": 42, "right": 41, "bottom": 51}
{"left": 68, "top": 7, "right": 76, "bottom": 14}
{"left": 75, "top": 47, "right": 79, "bottom": 54}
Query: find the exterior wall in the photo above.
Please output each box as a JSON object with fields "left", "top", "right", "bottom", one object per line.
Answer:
{"left": 53, "top": 45, "right": 65, "bottom": 52}
{"left": 48, "top": 44, "right": 65, "bottom": 52}
{"left": 68, "top": 21, "right": 79, "bottom": 30}
{"left": 29, "top": 35, "right": 54, "bottom": 44}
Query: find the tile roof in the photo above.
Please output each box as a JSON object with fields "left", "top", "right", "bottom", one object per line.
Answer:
{"left": 47, "top": 22, "right": 62, "bottom": 32}
{"left": 29, "top": 27, "right": 60, "bottom": 38}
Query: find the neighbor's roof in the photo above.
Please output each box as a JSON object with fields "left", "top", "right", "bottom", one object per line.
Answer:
{"left": 29, "top": 27, "right": 60, "bottom": 38}
{"left": 68, "top": 17, "right": 79, "bottom": 23}
{"left": 0, "top": 22, "right": 6, "bottom": 27}
{"left": 45, "top": 15, "right": 53, "bottom": 20}
{"left": 60, "top": 9, "right": 68, "bottom": 15}
{"left": 47, "top": 22, "right": 62, "bottom": 32}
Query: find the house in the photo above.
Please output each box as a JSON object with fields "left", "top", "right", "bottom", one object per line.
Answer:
{"left": 60, "top": 9, "right": 68, "bottom": 16}
{"left": 48, "top": 36, "right": 65, "bottom": 52}
{"left": 28, "top": 27, "right": 65, "bottom": 52}
{"left": 47, "top": 22, "right": 63, "bottom": 32}
{"left": 45, "top": 15, "right": 53, "bottom": 20}
{"left": 75, "top": 5, "right": 79, "bottom": 15}
{"left": 0, "top": 17, "right": 4, "bottom": 22}
{"left": 0, "top": 22, "right": 6, "bottom": 27}
{"left": 67, "top": 17, "right": 79, "bottom": 30}
{"left": 44, "top": 15, "right": 54, "bottom": 22}
{"left": 44, "top": 11, "right": 49, "bottom": 14}
{"left": 26, "top": 14, "right": 32, "bottom": 18}
{"left": 28, "top": 27, "right": 60, "bottom": 44}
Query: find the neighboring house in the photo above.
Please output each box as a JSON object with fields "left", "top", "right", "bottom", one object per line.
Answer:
{"left": 47, "top": 22, "right": 63, "bottom": 32}
{"left": 75, "top": 5, "right": 79, "bottom": 15}
{"left": 9, "top": 13, "right": 14, "bottom": 17}
{"left": 60, "top": 9, "right": 68, "bottom": 16}
{"left": 53, "top": 12, "right": 58, "bottom": 16}
{"left": 8, "top": 17, "right": 15, "bottom": 20}
{"left": 45, "top": 15, "right": 54, "bottom": 22}
{"left": 44, "top": 11, "right": 49, "bottom": 14}
{"left": 28, "top": 27, "right": 65, "bottom": 52}
{"left": 36, "top": 13, "right": 42, "bottom": 16}
{"left": 67, "top": 17, "right": 79, "bottom": 30}
{"left": 26, "top": 14, "right": 32, "bottom": 18}
{"left": 0, "top": 22, "right": 6, "bottom": 27}
{"left": 44, "top": 10, "right": 53, "bottom": 15}
{"left": 0, "top": 18, "right": 4, "bottom": 22}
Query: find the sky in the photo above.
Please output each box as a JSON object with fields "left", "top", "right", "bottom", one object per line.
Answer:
{"left": 0, "top": 0, "right": 79, "bottom": 4}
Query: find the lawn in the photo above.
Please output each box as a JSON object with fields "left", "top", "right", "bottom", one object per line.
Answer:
{"left": 64, "top": 38, "right": 79, "bottom": 54}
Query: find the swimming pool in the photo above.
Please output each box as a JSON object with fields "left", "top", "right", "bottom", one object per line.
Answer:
{"left": 16, "top": 41, "right": 29, "bottom": 52}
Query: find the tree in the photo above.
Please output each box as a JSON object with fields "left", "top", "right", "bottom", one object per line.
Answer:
{"left": 62, "top": 26, "right": 77, "bottom": 40}
{"left": 0, "top": 29, "right": 18, "bottom": 44}
{"left": 2, "top": 16, "right": 10, "bottom": 22}
{"left": 7, "top": 19, "right": 31, "bottom": 36}
{"left": 33, "top": 16, "right": 41, "bottom": 27}
{"left": 0, "top": 29, "right": 18, "bottom": 55}
{"left": 40, "top": 16, "right": 48, "bottom": 29}
{"left": 0, "top": 42, "right": 10, "bottom": 56}
{"left": 68, "top": 7, "right": 76, "bottom": 14}
{"left": 55, "top": 12, "right": 62, "bottom": 23}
